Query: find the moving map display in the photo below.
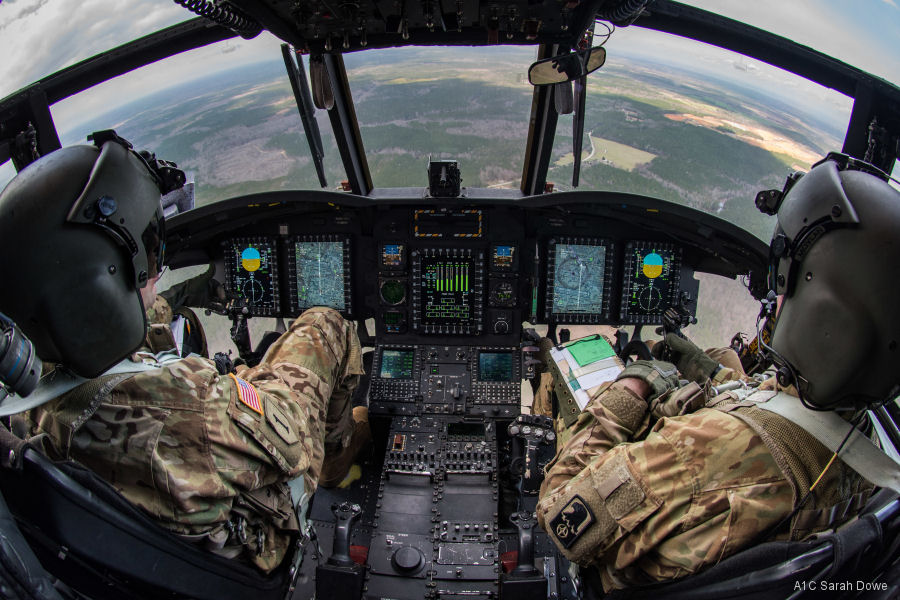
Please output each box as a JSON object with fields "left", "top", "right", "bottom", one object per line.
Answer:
{"left": 223, "top": 238, "right": 279, "bottom": 316}
{"left": 291, "top": 238, "right": 350, "bottom": 313}
{"left": 545, "top": 238, "right": 612, "bottom": 321}
{"left": 619, "top": 241, "right": 682, "bottom": 323}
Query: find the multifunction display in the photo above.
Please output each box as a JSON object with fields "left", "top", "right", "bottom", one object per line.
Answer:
{"left": 223, "top": 237, "right": 280, "bottom": 316}
{"left": 620, "top": 241, "right": 682, "bottom": 324}
{"left": 379, "top": 348, "right": 415, "bottom": 379}
{"left": 422, "top": 257, "right": 474, "bottom": 321}
{"left": 477, "top": 351, "right": 514, "bottom": 381}
{"left": 544, "top": 237, "right": 613, "bottom": 323}
{"left": 411, "top": 248, "right": 484, "bottom": 335}
{"left": 288, "top": 235, "right": 352, "bottom": 315}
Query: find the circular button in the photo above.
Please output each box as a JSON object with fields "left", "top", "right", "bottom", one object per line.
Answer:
{"left": 391, "top": 546, "right": 425, "bottom": 573}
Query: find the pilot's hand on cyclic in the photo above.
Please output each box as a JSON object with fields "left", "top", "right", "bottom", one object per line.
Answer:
{"left": 651, "top": 332, "right": 718, "bottom": 384}
{"left": 615, "top": 360, "right": 679, "bottom": 403}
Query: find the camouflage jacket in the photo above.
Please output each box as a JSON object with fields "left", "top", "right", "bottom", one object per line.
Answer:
{"left": 27, "top": 307, "right": 363, "bottom": 572}
{"left": 536, "top": 367, "right": 873, "bottom": 591}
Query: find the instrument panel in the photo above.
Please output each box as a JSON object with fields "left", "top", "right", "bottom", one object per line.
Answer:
{"left": 218, "top": 207, "right": 698, "bottom": 336}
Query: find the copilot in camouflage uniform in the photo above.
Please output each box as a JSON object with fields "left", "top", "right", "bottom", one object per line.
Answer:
{"left": 26, "top": 306, "right": 363, "bottom": 572}
{"left": 536, "top": 349, "right": 873, "bottom": 592}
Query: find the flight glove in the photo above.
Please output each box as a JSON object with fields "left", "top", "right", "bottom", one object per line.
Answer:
{"left": 652, "top": 333, "right": 719, "bottom": 384}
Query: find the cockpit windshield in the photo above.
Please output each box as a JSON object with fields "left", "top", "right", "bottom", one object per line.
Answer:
{"left": 550, "top": 24, "right": 854, "bottom": 240}
{"left": 345, "top": 46, "right": 534, "bottom": 189}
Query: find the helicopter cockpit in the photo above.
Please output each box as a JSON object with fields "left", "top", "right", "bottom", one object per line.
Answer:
{"left": 1, "top": 1, "right": 899, "bottom": 599}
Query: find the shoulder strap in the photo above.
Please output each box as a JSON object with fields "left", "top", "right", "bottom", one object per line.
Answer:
{"left": 755, "top": 392, "right": 900, "bottom": 493}
{"left": 0, "top": 350, "right": 185, "bottom": 417}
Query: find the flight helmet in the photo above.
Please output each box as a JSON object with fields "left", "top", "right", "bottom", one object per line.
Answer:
{"left": 0, "top": 132, "right": 179, "bottom": 378}
{"left": 762, "top": 153, "right": 900, "bottom": 409}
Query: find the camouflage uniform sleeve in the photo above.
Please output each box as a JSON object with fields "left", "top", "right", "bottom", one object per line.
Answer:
{"left": 539, "top": 381, "right": 650, "bottom": 500}
{"left": 537, "top": 408, "right": 793, "bottom": 592}
{"left": 232, "top": 307, "right": 363, "bottom": 493}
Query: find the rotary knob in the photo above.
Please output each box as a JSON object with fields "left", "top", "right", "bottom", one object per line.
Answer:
{"left": 391, "top": 546, "right": 425, "bottom": 573}
{"left": 493, "top": 319, "right": 509, "bottom": 334}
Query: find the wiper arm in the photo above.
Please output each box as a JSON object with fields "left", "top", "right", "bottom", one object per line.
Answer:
{"left": 281, "top": 44, "right": 327, "bottom": 188}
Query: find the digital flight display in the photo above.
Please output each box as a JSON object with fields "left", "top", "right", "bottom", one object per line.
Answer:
{"left": 224, "top": 238, "right": 279, "bottom": 316}
{"left": 620, "top": 241, "right": 682, "bottom": 323}
{"left": 421, "top": 257, "right": 474, "bottom": 323}
{"left": 381, "top": 243, "right": 405, "bottom": 269}
{"left": 291, "top": 237, "right": 350, "bottom": 313}
{"left": 478, "top": 352, "right": 514, "bottom": 382}
{"left": 548, "top": 241, "right": 609, "bottom": 317}
{"left": 491, "top": 244, "right": 516, "bottom": 270}
{"left": 380, "top": 349, "right": 415, "bottom": 379}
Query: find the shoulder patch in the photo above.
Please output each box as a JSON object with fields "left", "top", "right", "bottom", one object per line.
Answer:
{"left": 229, "top": 373, "right": 263, "bottom": 415}
{"left": 265, "top": 397, "right": 299, "bottom": 444}
{"left": 549, "top": 494, "right": 595, "bottom": 548}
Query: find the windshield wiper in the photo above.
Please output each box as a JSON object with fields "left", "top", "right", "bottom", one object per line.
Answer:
{"left": 281, "top": 44, "right": 327, "bottom": 188}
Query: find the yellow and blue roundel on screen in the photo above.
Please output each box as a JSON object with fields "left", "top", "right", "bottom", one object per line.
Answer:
{"left": 241, "top": 247, "right": 261, "bottom": 272}
{"left": 642, "top": 252, "right": 663, "bottom": 279}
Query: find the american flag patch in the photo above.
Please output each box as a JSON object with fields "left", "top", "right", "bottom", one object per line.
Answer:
{"left": 229, "top": 373, "right": 263, "bottom": 415}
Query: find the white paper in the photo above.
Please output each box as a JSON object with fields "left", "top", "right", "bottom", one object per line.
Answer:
{"left": 170, "top": 315, "right": 186, "bottom": 356}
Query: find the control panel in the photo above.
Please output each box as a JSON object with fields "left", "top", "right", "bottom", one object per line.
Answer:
{"left": 365, "top": 417, "right": 500, "bottom": 598}
{"left": 369, "top": 344, "right": 521, "bottom": 419}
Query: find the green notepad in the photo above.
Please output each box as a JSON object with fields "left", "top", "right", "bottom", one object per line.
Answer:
{"left": 566, "top": 335, "right": 616, "bottom": 367}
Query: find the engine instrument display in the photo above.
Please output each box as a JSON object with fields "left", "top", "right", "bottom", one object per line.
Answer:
{"left": 619, "top": 241, "right": 683, "bottom": 323}
{"left": 223, "top": 237, "right": 280, "bottom": 316}
{"left": 545, "top": 237, "right": 613, "bottom": 322}
{"left": 411, "top": 248, "right": 484, "bottom": 334}
{"left": 422, "top": 257, "right": 473, "bottom": 320}
{"left": 379, "top": 348, "right": 415, "bottom": 379}
{"left": 288, "top": 235, "right": 352, "bottom": 314}
{"left": 478, "top": 351, "right": 514, "bottom": 381}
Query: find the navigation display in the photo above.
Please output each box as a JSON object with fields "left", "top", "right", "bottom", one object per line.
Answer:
{"left": 289, "top": 236, "right": 351, "bottom": 314}
{"left": 421, "top": 257, "right": 474, "bottom": 323}
{"left": 380, "top": 349, "right": 415, "bottom": 379}
{"left": 545, "top": 238, "right": 613, "bottom": 321}
{"left": 223, "top": 237, "right": 279, "bottom": 316}
{"left": 620, "top": 241, "right": 682, "bottom": 323}
{"left": 478, "top": 352, "right": 514, "bottom": 381}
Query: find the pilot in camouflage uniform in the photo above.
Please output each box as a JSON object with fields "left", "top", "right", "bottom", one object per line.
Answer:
{"left": 0, "top": 135, "right": 366, "bottom": 573}
{"left": 25, "top": 306, "right": 364, "bottom": 572}
{"left": 536, "top": 155, "right": 899, "bottom": 592}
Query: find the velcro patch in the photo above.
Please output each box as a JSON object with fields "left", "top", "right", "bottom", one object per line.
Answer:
{"left": 265, "top": 397, "right": 299, "bottom": 444}
{"left": 549, "top": 495, "right": 595, "bottom": 549}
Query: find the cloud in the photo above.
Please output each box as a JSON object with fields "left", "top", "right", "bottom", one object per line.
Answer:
{"left": 680, "top": 0, "right": 899, "bottom": 85}
{"left": 883, "top": 0, "right": 898, "bottom": 8}
{"left": 0, "top": 0, "right": 186, "bottom": 98}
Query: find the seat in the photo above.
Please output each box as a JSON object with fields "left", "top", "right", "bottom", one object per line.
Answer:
{"left": 0, "top": 445, "right": 293, "bottom": 600}
{"left": 590, "top": 489, "right": 900, "bottom": 600}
